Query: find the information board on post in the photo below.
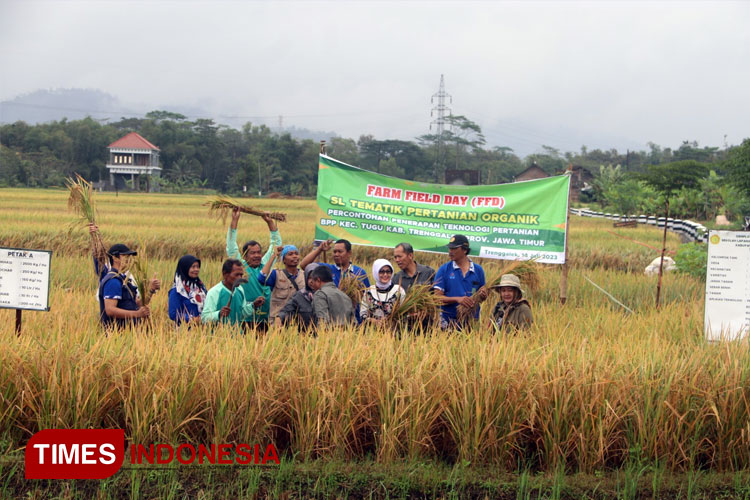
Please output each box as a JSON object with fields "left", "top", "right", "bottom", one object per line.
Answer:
{"left": 704, "top": 231, "right": 750, "bottom": 341}
{"left": 0, "top": 247, "right": 52, "bottom": 311}
{"left": 315, "top": 155, "right": 571, "bottom": 264}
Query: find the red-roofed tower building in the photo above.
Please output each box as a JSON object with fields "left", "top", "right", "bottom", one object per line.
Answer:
{"left": 106, "top": 132, "right": 162, "bottom": 192}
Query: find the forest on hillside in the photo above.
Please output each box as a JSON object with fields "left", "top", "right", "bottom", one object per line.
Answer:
{"left": 1, "top": 111, "right": 748, "bottom": 221}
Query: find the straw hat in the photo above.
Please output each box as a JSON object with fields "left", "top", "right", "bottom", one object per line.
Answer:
{"left": 492, "top": 274, "right": 524, "bottom": 297}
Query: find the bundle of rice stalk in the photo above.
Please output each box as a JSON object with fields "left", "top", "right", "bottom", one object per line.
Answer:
{"left": 126, "top": 240, "right": 153, "bottom": 307}
{"left": 484, "top": 258, "right": 541, "bottom": 293}
{"left": 205, "top": 195, "right": 286, "bottom": 224}
{"left": 338, "top": 273, "right": 366, "bottom": 307}
{"left": 66, "top": 174, "right": 106, "bottom": 270}
{"left": 456, "top": 258, "right": 540, "bottom": 321}
{"left": 386, "top": 284, "right": 440, "bottom": 325}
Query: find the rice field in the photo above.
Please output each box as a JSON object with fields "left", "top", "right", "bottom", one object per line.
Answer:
{"left": 1, "top": 187, "right": 748, "bottom": 498}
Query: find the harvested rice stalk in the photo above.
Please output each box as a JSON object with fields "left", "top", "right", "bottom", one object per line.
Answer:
{"left": 338, "top": 273, "right": 366, "bottom": 307}
{"left": 456, "top": 258, "right": 540, "bottom": 321}
{"left": 205, "top": 196, "right": 286, "bottom": 224}
{"left": 387, "top": 284, "right": 440, "bottom": 325}
{"left": 484, "top": 258, "right": 541, "bottom": 293}
{"left": 127, "top": 240, "right": 153, "bottom": 306}
{"left": 66, "top": 174, "right": 107, "bottom": 271}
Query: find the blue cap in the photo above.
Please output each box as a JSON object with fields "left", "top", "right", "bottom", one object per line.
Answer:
{"left": 280, "top": 245, "right": 298, "bottom": 262}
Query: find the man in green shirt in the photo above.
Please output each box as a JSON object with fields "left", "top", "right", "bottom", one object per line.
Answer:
{"left": 226, "top": 207, "right": 282, "bottom": 331}
{"left": 201, "top": 259, "right": 256, "bottom": 326}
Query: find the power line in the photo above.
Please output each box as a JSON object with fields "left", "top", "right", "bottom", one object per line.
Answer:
{"left": 0, "top": 101, "right": 407, "bottom": 123}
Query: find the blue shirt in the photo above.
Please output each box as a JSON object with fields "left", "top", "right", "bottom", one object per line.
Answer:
{"left": 99, "top": 271, "right": 139, "bottom": 328}
{"left": 321, "top": 263, "right": 370, "bottom": 288}
{"left": 433, "top": 260, "right": 486, "bottom": 321}
{"left": 168, "top": 288, "right": 201, "bottom": 325}
{"left": 102, "top": 274, "right": 126, "bottom": 300}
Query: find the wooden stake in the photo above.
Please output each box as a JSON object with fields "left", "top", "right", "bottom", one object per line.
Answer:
{"left": 15, "top": 309, "right": 22, "bottom": 336}
{"left": 560, "top": 170, "right": 572, "bottom": 304}
{"left": 656, "top": 199, "right": 670, "bottom": 309}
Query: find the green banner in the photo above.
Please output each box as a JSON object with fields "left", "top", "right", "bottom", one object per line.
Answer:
{"left": 315, "top": 155, "right": 570, "bottom": 264}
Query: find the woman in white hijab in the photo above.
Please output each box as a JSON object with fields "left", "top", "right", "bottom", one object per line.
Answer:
{"left": 360, "top": 258, "right": 405, "bottom": 323}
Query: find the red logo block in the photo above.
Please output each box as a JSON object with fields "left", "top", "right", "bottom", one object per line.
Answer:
{"left": 25, "top": 429, "right": 125, "bottom": 479}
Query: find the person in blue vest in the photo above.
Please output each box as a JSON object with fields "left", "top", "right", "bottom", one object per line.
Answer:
{"left": 99, "top": 244, "right": 160, "bottom": 329}
{"left": 432, "top": 235, "right": 487, "bottom": 330}
{"left": 299, "top": 238, "right": 370, "bottom": 323}
{"left": 89, "top": 223, "right": 144, "bottom": 302}
{"left": 168, "top": 254, "right": 207, "bottom": 326}
{"left": 258, "top": 244, "right": 305, "bottom": 324}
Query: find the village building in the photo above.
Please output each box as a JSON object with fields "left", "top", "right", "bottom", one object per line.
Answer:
{"left": 513, "top": 163, "right": 594, "bottom": 202}
{"left": 567, "top": 165, "right": 595, "bottom": 202}
{"left": 105, "top": 132, "right": 162, "bottom": 192}
{"left": 514, "top": 165, "right": 548, "bottom": 182}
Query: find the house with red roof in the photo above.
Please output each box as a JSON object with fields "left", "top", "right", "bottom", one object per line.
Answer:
{"left": 106, "top": 132, "right": 162, "bottom": 192}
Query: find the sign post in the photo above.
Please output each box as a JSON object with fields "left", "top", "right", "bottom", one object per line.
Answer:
{"left": 0, "top": 247, "right": 52, "bottom": 335}
{"left": 704, "top": 231, "right": 750, "bottom": 341}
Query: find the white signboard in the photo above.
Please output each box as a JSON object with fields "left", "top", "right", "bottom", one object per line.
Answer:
{"left": 704, "top": 231, "right": 750, "bottom": 341}
{"left": 0, "top": 247, "right": 52, "bottom": 311}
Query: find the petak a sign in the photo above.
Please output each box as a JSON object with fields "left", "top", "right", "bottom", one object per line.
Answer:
{"left": 0, "top": 246, "right": 51, "bottom": 311}
{"left": 315, "top": 155, "right": 570, "bottom": 263}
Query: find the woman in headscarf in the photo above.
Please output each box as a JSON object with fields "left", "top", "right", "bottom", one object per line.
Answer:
{"left": 360, "top": 259, "right": 405, "bottom": 323}
{"left": 276, "top": 263, "right": 319, "bottom": 333}
{"left": 168, "top": 254, "right": 207, "bottom": 325}
{"left": 490, "top": 273, "right": 533, "bottom": 333}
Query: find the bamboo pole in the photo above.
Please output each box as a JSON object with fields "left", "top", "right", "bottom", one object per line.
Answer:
{"left": 560, "top": 169, "right": 572, "bottom": 304}
{"left": 655, "top": 198, "right": 670, "bottom": 309}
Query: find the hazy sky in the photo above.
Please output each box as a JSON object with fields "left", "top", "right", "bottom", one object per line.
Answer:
{"left": 1, "top": 0, "right": 748, "bottom": 155}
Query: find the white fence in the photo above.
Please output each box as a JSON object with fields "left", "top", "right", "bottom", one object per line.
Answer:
{"left": 570, "top": 208, "right": 708, "bottom": 243}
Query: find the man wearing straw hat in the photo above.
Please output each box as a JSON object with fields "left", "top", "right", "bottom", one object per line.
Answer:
{"left": 202, "top": 259, "right": 256, "bottom": 326}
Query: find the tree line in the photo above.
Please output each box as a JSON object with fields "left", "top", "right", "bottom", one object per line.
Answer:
{"left": 0, "top": 111, "right": 747, "bottom": 221}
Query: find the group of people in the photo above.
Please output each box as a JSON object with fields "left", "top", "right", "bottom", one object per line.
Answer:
{"left": 95, "top": 208, "right": 533, "bottom": 333}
